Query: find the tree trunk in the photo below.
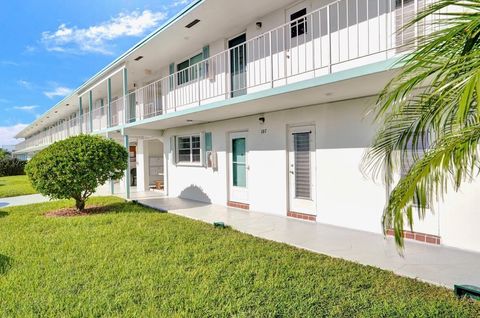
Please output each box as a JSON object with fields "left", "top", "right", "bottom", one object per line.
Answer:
{"left": 75, "top": 198, "right": 85, "bottom": 212}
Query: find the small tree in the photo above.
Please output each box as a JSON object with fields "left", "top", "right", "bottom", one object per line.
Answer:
{"left": 0, "top": 149, "right": 11, "bottom": 160}
{"left": 26, "top": 135, "right": 128, "bottom": 211}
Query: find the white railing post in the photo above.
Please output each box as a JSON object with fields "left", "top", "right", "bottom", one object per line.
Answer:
{"left": 197, "top": 63, "right": 201, "bottom": 105}
{"left": 226, "top": 50, "right": 231, "bottom": 99}
{"left": 123, "top": 68, "right": 128, "bottom": 125}
{"left": 327, "top": 5, "right": 332, "bottom": 74}
{"left": 269, "top": 31, "right": 274, "bottom": 88}
{"left": 153, "top": 80, "right": 158, "bottom": 115}
{"left": 414, "top": 0, "right": 419, "bottom": 48}
{"left": 107, "top": 78, "right": 112, "bottom": 128}
{"left": 173, "top": 74, "right": 177, "bottom": 112}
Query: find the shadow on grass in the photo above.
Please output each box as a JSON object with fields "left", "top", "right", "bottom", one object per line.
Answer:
{"left": 45, "top": 201, "right": 159, "bottom": 217}
{"left": 0, "top": 209, "right": 8, "bottom": 216}
{"left": 102, "top": 202, "right": 164, "bottom": 215}
{"left": 0, "top": 254, "right": 12, "bottom": 275}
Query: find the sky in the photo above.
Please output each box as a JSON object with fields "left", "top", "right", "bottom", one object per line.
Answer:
{"left": 0, "top": 0, "right": 194, "bottom": 145}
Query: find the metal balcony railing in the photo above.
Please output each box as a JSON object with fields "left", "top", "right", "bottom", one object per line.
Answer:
{"left": 17, "top": 0, "right": 453, "bottom": 153}
{"left": 119, "top": 0, "right": 442, "bottom": 124}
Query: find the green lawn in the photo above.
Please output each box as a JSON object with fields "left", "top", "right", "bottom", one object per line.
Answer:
{"left": 0, "top": 197, "right": 478, "bottom": 317}
{"left": 0, "top": 175, "right": 36, "bottom": 198}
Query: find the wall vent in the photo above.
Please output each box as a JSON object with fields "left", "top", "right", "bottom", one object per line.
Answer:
{"left": 185, "top": 19, "right": 200, "bottom": 28}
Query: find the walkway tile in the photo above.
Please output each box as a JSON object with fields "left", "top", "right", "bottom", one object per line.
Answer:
{"left": 138, "top": 196, "right": 480, "bottom": 289}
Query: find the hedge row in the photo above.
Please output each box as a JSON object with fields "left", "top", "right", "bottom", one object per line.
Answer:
{"left": 0, "top": 158, "right": 27, "bottom": 177}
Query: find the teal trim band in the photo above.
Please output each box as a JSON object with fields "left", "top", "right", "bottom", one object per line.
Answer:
{"left": 124, "top": 134, "right": 130, "bottom": 199}
{"left": 89, "top": 90, "right": 93, "bottom": 132}
{"left": 122, "top": 56, "right": 405, "bottom": 130}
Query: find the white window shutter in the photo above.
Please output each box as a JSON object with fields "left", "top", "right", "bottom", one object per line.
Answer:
{"left": 200, "top": 132, "right": 206, "bottom": 167}
{"left": 170, "top": 136, "right": 176, "bottom": 164}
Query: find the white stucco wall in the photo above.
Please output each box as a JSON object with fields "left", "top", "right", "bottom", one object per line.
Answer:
{"left": 164, "top": 96, "right": 386, "bottom": 232}
{"left": 160, "top": 95, "right": 480, "bottom": 253}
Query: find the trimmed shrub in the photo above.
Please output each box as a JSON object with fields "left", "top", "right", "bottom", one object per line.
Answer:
{"left": 0, "top": 149, "right": 11, "bottom": 160}
{"left": 0, "top": 158, "right": 26, "bottom": 177}
{"left": 26, "top": 135, "right": 128, "bottom": 211}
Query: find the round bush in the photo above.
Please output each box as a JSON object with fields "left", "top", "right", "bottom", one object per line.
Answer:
{"left": 26, "top": 135, "right": 128, "bottom": 211}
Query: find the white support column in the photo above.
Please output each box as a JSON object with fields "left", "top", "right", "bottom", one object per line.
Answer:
{"left": 136, "top": 139, "right": 149, "bottom": 193}
{"left": 123, "top": 134, "right": 131, "bottom": 199}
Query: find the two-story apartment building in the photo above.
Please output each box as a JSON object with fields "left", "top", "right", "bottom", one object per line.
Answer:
{"left": 13, "top": 0, "right": 480, "bottom": 253}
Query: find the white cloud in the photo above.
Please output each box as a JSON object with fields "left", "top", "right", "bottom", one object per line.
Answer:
{"left": 41, "top": 10, "right": 167, "bottom": 55}
{"left": 170, "top": 0, "right": 192, "bottom": 7}
{"left": 0, "top": 124, "right": 28, "bottom": 146}
{"left": 44, "top": 86, "right": 73, "bottom": 99}
{"left": 17, "top": 80, "right": 33, "bottom": 89}
{"left": 13, "top": 105, "right": 38, "bottom": 112}
{"left": 0, "top": 60, "right": 19, "bottom": 67}
{"left": 24, "top": 45, "right": 37, "bottom": 54}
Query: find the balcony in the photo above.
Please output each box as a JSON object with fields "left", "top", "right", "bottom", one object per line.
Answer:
{"left": 15, "top": 0, "right": 435, "bottom": 154}
{"left": 108, "top": 0, "right": 431, "bottom": 127}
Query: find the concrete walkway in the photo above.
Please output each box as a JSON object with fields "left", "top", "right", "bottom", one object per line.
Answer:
{"left": 138, "top": 197, "right": 480, "bottom": 289}
{"left": 0, "top": 194, "right": 50, "bottom": 208}
{"left": 0, "top": 190, "right": 164, "bottom": 209}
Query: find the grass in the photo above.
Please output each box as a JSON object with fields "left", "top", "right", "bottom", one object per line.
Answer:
{"left": 0, "top": 175, "right": 36, "bottom": 198}
{"left": 0, "top": 196, "right": 479, "bottom": 317}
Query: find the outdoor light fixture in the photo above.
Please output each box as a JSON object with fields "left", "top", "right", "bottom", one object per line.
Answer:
{"left": 455, "top": 285, "right": 480, "bottom": 301}
{"left": 213, "top": 221, "right": 226, "bottom": 229}
{"left": 259, "top": 116, "right": 265, "bottom": 124}
{"left": 256, "top": 21, "right": 262, "bottom": 29}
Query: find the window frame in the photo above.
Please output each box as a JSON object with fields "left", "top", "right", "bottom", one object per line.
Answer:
{"left": 400, "top": 132, "right": 431, "bottom": 209}
{"left": 290, "top": 8, "right": 308, "bottom": 38}
{"left": 177, "top": 52, "right": 204, "bottom": 86}
{"left": 176, "top": 133, "right": 202, "bottom": 166}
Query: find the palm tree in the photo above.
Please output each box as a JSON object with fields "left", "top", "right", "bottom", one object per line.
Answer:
{"left": 362, "top": 0, "right": 480, "bottom": 248}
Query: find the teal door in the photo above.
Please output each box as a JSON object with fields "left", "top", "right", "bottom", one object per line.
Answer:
{"left": 229, "top": 132, "right": 248, "bottom": 203}
{"left": 128, "top": 92, "right": 136, "bottom": 123}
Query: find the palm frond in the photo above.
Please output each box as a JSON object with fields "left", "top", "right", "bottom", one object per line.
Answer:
{"left": 362, "top": 0, "right": 480, "bottom": 247}
{"left": 384, "top": 125, "right": 480, "bottom": 248}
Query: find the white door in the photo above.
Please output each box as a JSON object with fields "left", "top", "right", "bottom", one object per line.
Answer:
{"left": 285, "top": 1, "right": 311, "bottom": 78}
{"left": 229, "top": 131, "right": 248, "bottom": 203}
{"left": 288, "top": 125, "right": 316, "bottom": 215}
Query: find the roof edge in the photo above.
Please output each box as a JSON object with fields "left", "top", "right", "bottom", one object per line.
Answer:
{"left": 16, "top": 0, "right": 205, "bottom": 139}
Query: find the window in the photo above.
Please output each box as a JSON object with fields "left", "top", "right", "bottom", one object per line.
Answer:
{"left": 400, "top": 133, "right": 430, "bottom": 208}
{"left": 177, "top": 134, "right": 201, "bottom": 164}
{"left": 401, "top": 133, "right": 430, "bottom": 177}
{"left": 290, "top": 8, "right": 307, "bottom": 38}
{"left": 177, "top": 52, "right": 203, "bottom": 85}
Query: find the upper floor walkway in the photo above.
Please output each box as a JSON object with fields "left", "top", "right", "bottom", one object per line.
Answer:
{"left": 14, "top": 0, "right": 443, "bottom": 154}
